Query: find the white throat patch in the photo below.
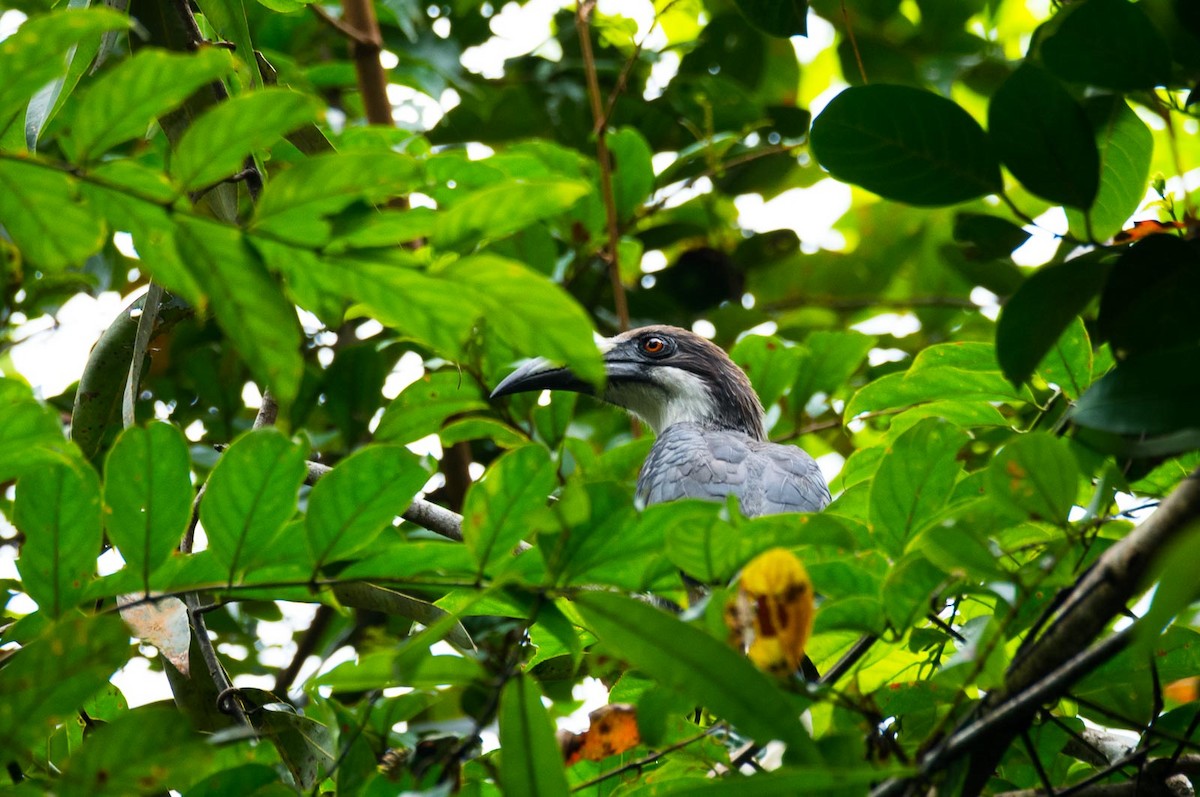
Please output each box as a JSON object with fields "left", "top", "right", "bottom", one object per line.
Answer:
{"left": 604, "top": 366, "right": 718, "bottom": 434}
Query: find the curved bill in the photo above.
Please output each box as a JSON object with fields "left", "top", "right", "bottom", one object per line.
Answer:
{"left": 490, "top": 358, "right": 595, "bottom": 399}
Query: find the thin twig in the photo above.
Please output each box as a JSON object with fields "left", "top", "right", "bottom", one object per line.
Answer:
{"left": 576, "top": 0, "right": 630, "bottom": 332}
{"left": 840, "top": 0, "right": 868, "bottom": 84}
{"left": 310, "top": 4, "right": 377, "bottom": 46}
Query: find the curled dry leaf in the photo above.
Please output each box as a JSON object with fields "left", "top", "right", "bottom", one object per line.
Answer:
{"left": 558, "top": 703, "right": 641, "bottom": 765}
{"left": 117, "top": 593, "right": 190, "bottom": 676}
{"left": 724, "top": 547, "right": 815, "bottom": 676}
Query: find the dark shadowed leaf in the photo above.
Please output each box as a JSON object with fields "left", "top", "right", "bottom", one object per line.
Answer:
{"left": 988, "top": 63, "right": 1098, "bottom": 208}
{"left": 733, "top": 0, "right": 808, "bottom": 37}
{"left": 986, "top": 432, "right": 1079, "bottom": 524}
{"left": 70, "top": 47, "right": 235, "bottom": 161}
{"left": 953, "top": 213, "right": 1031, "bottom": 260}
{"left": 1098, "top": 235, "right": 1200, "bottom": 359}
{"left": 1071, "top": 345, "right": 1200, "bottom": 436}
{"left": 200, "top": 428, "right": 307, "bottom": 578}
{"left": 306, "top": 444, "right": 430, "bottom": 569}
{"left": 995, "top": 251, "right": 1113, "bottom": 387}
{"left": 574, "top": 591, "right": 819, "bottom": 760}
{"left": 1040, "top": 0, "right": 1171, "bottom": 90}
{"left": 499, "top": 675, "right": 570, "bottom": 797}
{"left": 811, "top": 85, "right": 1001, "bottom": 206}
{"left": 15, "top": 458, "right": 102, "bottom": 617}
{"left": 103, "top": 422, "right": 193, "bottom": 587}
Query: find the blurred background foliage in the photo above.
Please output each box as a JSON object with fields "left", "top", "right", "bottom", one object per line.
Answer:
{"left": 1, "top": 0, "right": 1199, "bottom": 794}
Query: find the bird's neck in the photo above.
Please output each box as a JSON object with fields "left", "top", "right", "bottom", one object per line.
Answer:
{"left": 607, "top": 368, "right": 767, "bottom": 440}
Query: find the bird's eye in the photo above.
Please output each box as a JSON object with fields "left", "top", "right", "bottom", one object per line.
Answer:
{"left": 641, "top": 336, "right": 670, "bottom": 357}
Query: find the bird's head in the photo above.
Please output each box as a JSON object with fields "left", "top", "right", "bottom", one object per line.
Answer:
{"left": 490, "top": 325, "right": 766, "bottom": 440}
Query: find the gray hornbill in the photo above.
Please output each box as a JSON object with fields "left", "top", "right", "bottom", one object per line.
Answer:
{"left": 490, "top": 324, "right": 831, "bottom": 519}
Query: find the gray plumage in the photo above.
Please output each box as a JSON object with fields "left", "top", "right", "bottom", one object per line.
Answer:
{"left": 637, "top": 422, "right": 830, "bottom": 516}
{"left": 491, "top": 324, "right": 831, "bottom": 518}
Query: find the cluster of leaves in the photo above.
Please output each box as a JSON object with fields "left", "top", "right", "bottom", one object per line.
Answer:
{"left": 0, "top": 0, "right": 1199, "bottom": 795}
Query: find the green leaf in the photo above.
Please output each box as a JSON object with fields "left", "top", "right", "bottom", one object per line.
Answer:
{"left": 1035, "top": 316, "right": 1094, "bottom": 399}
{"left": 498, "top": 675, "right": 570, "bottom": 797}
{"left": 172, "top": 88, "right": 320, "bottom": 191}
{"left": 200, "top": 428, "right": 307, "bottom": 578}
{"left": 1074, "top": 626, "right": 1200, "bottom": 726}
{"left": 0, "top": 614, "right": 131, "bottom": 752}
{"left": 0, "top": 7, "right": 130, "bottom": 123}
{"left": 733, "top": 0, "right": 808, "bottom": 37}
{"left": 176, "top": 219, "right": 304, "bottom": 405}
{"left": 331, "top": 583, "right": 475, "bottom": 650}
{"left": 1065, "top": 98, "right": 1153, "bottom": 242}
{"left": 987, "top": 63, "right": 1098, "bottom": 208}
{"left": 462, "top": 445, "right": 557, "bottom": 571}
{"left": 732, "top": 334, "right": 803, "bottom": 409}
{"left": 846, "top": 342, "right": 1024, "bottom": 418}
{"left": 0, "top": 382, "right": 69, "bottom": 481}
{"left": 0, "top": 158, "right": 107, "bottom": 270}
{"left": 995, "top": 251, "right": 1113, "bottom": 387}
{"left": 192, "top": 0, "right": 260, "bottom": 87}
{"left": 575, "top": 592, "right": 819, "bottom": 759}
{"left": 1134, "top": 522, "right": 1200, "bottom": 657}
{"left": 256, "top": 704, "right": 335, "bottom": 790}
{"left": 306, "top": 445, "right": 430, "bottom": 569}
{"left": 1098, "top": 235, "right": 1200, "bottom": 359}
{"left": 15, "top": 459, "right": 103, "bottom": 618}
{"left": 326, "top": 207, "right": 439, "bottom": 251}
{"left": 1040, "top": 0, "right": 1171, "bottom": 91}
{"left": 70, "top": 47, "right": 235, "bottom": 162}
{"left": 432, "top": 178, "right": 591, "bottom": 248}
{"left": 609, "top": 127, "right": 655, "bottom": 222}
{"left": 869, "top": 418, "right": 969, "bottom": 556}
{"left": 103, "top": 422, "right": 194, "bottom": 588}
{"left": 791, "top": 330, "right": 876, "bottom": 408}
{"left": 375, "top": 371, "right": 489, "bottom": 445}
{"left": 811, "top": 85, "right": 1001, "bottom": 206}
{"left": 442, "top": 254, "right": 605, "bottom": 386}
{"left": 59, "top": 705, "right": 213, "bottom": 797}
{"left": 1071, "top": 345, "right": 1200, "bottom": 436}
{"left": 986, "top": 432, "right": 1079, "bottom": 523}
{"left": 251, "top": 152, "right": 423, "bottom": 246}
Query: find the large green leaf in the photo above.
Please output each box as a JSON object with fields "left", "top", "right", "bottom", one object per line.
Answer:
{"left": 791, "top": 330, "right": 876, "bottom": 408}
{"left": 200, "top": 428, "right": 307, "bottom": 578}
{"left": 0, "top": 7, "right": 129, "bottom": 123}
{"left": 0, "top": 158, "right": 107, "bottom": 270}
{"left": 988, "top": 62, "right": 1098, "bottom": 209}
{"left": 70, "top": 47, "right": 235, "bottom": 162}
{"left": 442, "top": 254, "right": 605, "bottom": 386}
{"left": 171, "top": 88, "right": 320, "bottom": 191}
{"left": 731, "top": 334, "right": 804, "bottom": 409}
{"left": 846, "top": 342, "right": 1024, "bottom": 418}
{"left": 306, "top": 444, "right": 430, "bottom": 570}
{"left": 103, "top": 422, "right": 194, "bottom": 588}
{"left": 986, "top": 432, "right": 1079, "bottom": 524}
{"left": 0, "top": 381, "right": 70, "bottom": 481}
{"left": 1040, "top": 0, "right": 1171, "bottom": 90}
{"left": 810, "top": 85, "right": 1001, "bottom": 206}
{"left": 176, "top": 218, "right": 304, "bottom": 405}
{"left": 648, "top": 766, "right": 913, "bottom": 795}
{"left": 995, "top": 251, "right": 1114, "bottom": 387}
{"left": 498, "top": 675, "right": 570, "bottom": 797}
{"left": 1065, "top": 98, "right": 1153, "bottom": 242}
{"left": 431, "top": 178, "right": 591, "bottom": 248}
{"left": 462, "top": 445, "right": 558, "bottom": 572}
{"left": 374, "top": 370, "right": 489, "bottom": 445}
{"left": 58, "top": 705, "right": 214, "bottom": 797}
{"left": 15, "top": 459, "right": 103, "bottom": 617}
{"left": 869, "top": 418, "right": 969, "bottom": 556}
{"left": 251, "top": 152, "right": 423, "bottom": 246}
{"left": 0, "top": 614, "right": 131, "bottom": 752}
{"left": 609, "top": 126, "right": 655, "bottom": 222}
{"left": 574, "top": 592, "right": 818, "bottom": 759}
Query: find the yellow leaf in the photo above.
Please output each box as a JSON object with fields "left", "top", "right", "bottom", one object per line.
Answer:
{"left": 724, "top": 548, "right": 815, "bottom": 676}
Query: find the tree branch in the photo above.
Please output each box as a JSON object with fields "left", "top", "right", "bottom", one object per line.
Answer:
{"left": 304, "top": 460, "right": 464, "bottom": 542}
{"left": 339, "top": 0, "right": 392, "bottom": 127}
